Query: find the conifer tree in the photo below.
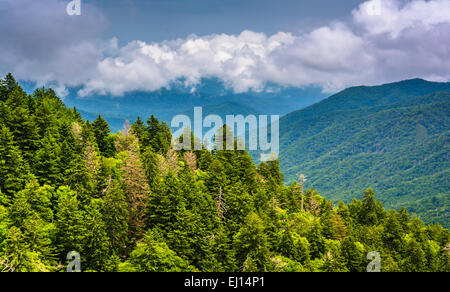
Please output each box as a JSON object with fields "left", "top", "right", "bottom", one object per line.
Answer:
{"left": 117, "top": 127, "right": 150, "bottom": 245}
{"left": 0, "top": 125, "right": 30, "bottom": 196}
{"left": 92, "top": 115, "right": 115, "bottom": 157}
{"left": 4, "top": 86, "right": 40, "bottom": 161}
{"left": 360, "top": 188, "right": 385, "bottom": 226}
{"left": 34, "top": 134, "right": 62, "bottom": 186}
{"left": 84, "top": 199, "right": 117, "bottom": 272}
{"left": 103, "top": 179, "right": 128, "bottom": 258}
{"left": 234, "top": 213, "right": 271, "bottom": 271}
{"left": 0, "top": 227, "right": 48, "bottom": 272}
{"left": 118, "top": 230, "right": 193, "bottom": 272}
{"left": 54, "top": 187, "right": 87, "bottom": 259}
{"left": 0, "top": 73, "right": 18, "bottom": 102}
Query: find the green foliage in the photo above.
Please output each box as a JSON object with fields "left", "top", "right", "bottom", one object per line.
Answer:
{"left": 273, "top": 81, "right": 450, "bottom": 228}
{"left": 92, "top": 115, "right": 116, "bottom": 157}
{"left": 118, "top": 230, "right": 194, "bottom": 272}
{"left": 0, "top": 75, "right": 448, "bottom": 272}
{"left": 0, "top": 125, "right": 30, "bottom": 196}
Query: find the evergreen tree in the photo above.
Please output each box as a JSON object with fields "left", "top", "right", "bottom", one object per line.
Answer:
{"left": 92, "top": 115, "right": 115, "bottom": 157}
{"left": 54, "top": 187, "right": 87, "bottom": 259}
{"left": 0, "top": 125, "right": 30, "bottom": 196}
{"left": 234, "top": 213, "right": 271, "bottom": 272}
{"left": 117, "top": 128, "right": 150, "bottom": 245}
{"left": 84, "top": 199, "right": 117, "bottom": 272}
{"left": 103, "top": 180, "right": 128, "bottom": 258}
{"left": 4, "top": 86, "right": 40, "bottom": 161}
{"left": 34, "top": 134, "right": 62, "bottom": 186}
{"left": 118, "top": 230, "right": 193, "bottom": 272}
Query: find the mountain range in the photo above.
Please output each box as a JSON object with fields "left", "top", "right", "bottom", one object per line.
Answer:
{"left": 276, "top": 79, "right": 450, "bottom": 227}
{"left": 61, "top": 79, "right": 326, "bottom": 132}
{"left": 22, "top": 78, "right": 450, "bottom": 227}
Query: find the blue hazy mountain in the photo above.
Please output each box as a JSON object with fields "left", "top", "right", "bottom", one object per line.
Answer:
{"left": 62, "top": 78, "right": 326, "bottom": 132}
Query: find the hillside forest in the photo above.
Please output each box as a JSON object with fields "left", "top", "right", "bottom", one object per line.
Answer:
{"left": 0, "top": 74, "right": 449, "bottom": 272}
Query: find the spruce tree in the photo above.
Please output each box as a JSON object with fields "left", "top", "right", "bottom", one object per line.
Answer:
{"left": 54, "top": 187, "right": 87, "bottom": 259}
{"left": 92, "top": 115, "right": 115, "bottom": 157}
{"left": 0, "top": 126, "right": 30, "bottom": 196}
{"left": 103, "top": 179, "right": 128, "bottom": 258}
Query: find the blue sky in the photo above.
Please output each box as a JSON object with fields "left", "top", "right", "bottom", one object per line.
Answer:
{"left": 1, "top": 0, "right": 449, "bottom": 97}
{"left": 91, "top": 0, "right": 366, "bottom": 44}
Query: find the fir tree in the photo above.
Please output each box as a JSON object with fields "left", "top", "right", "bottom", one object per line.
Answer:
{"left": 0, "top": 125, "right": 30, "bottom": 196}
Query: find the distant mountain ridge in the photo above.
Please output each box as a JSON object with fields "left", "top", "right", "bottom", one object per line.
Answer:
{"left": 60, "top": 79, "right": 326, "bottom": 132}
{"left": 275, "top": 79, "right": 450, "bottom": 227}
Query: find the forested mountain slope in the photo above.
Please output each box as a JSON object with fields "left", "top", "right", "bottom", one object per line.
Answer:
{"left": 278, "top": 80, "right": 450, "bottom": 227}
{"left": 0, "top": 74, "right": 449, "bottom": 272}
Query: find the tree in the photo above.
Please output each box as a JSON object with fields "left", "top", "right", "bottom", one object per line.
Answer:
{"left": 234, "top": 213, "right": 271, "bottom": 271}
{"left": 103, "top": 180, "right": 128, "bottom": 258}
{"left": 321, "top": 239, "right": 348, "bottom": 272}
{"left": 140, "top": 115, "right": 172, "bottom": 154}
{"left": 0, "top": 227, "right": 48, "bottom": 272}
{"left": 34, "top": 134, "right": 62, "bottom": 186}
{"left": 84, "top": 199, "right": 117, "bottom": 272}
{"left": 359, "top": 188, "right": 384, "bottom": 226}
{"left": 92, "top": 115, "right": 115, "bottom": 157}
{"left": 0, "top": 125, "right": 30, "bottom": 196}
{"left": 54, "top": 187, "right": 87, "bottom": 259}
{"left": 0, "top": 73, "right": 18, "bottom": 102}
{"left": 341, "top": 238, "right": 366, "bottom": 272}
{"left": 4, "top": 86, "right": 40, "bottom": 161}
{"left": 118, "top": 128, "right": 150, "bottom": 245}
{"left": 257, "top": 159, "right": 284, "bottom": 186}
{"left": 131, "top": 116, "right": 146, "bottom": 144}
{"left": 118, "top": 230, "right": 193, "bottom": 272}
{"left": 402, "top": 238, "right": 427, "bottom": 272}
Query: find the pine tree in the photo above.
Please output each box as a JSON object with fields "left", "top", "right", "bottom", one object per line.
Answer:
{"left": 4, "top": 86, "right": 40, "bottom": 161}
{"left": 0, "top": 227, "right": 48, "bottom": 272}
{"left": 32, "top": 88, "right": 65, "bottom": 137}
{"left": 103, "top": 179, "right": 128, "bottom": 258}
{"left": 84, "top": 199, "right": 117, "bottom": 272}
{"left": 118, "top": 230, "right": 193, "bottom": 272}
{"left": 0, "top": 125, "right": 30, "bottom": 196}
{"left": 54, "top": 187, "right": 87, "bottom": 259}
{"left": 92, "top": 115, "right": 115, "bottom": 157}
{"left": 402, "top": 239, "right": 427, "bottom": 272}
{"left": 131, "top": 116, "right": 146, "bottom": 145}
{"left": 34, "top": 134, "right": 62, "bottom": 186}
{"left": 233, "top": 213, "right": 271, "bottom": 271}
{"left": 142, "top": 115, "right": 172, "bottom": 154}
{"left": 359, "top": 188, "right": 385, "bottom": 226}
{"left": 341, "top": 238, "right": 365, "bottom": 272}
{"left": 118, "top": 128, "right": 150, "bottom": 245}
{"left": 0, "top": 73, "right": 18, "bottom": 102}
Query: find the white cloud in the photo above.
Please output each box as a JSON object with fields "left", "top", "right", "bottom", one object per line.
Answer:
{"left": 1, "top": 0, "right": 449, "bottom": 97}
{"left": 354, "top": 0, "right": 450, "bottom": 38}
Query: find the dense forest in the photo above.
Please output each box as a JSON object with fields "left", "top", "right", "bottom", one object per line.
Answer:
{"left": 276, "top": 80, "right": 450, "bottom": 228}
{"left": 0, "top": 74, "right": 449, "bottom": 272}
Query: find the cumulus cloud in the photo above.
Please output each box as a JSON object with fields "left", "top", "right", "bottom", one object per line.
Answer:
{"left": 354, "top": 0, "right": 450, "bottom": 37}
{"left": 1, "top": 0, "right": 449, "bottom": 97}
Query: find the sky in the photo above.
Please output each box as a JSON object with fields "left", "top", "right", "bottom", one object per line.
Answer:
{"left": 0, "top": 0, "right": 449, "bottom": 97}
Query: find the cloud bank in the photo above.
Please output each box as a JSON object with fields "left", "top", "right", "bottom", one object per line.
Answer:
{"left": 1, "top": 0, "right": 450, "bottom": 97}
